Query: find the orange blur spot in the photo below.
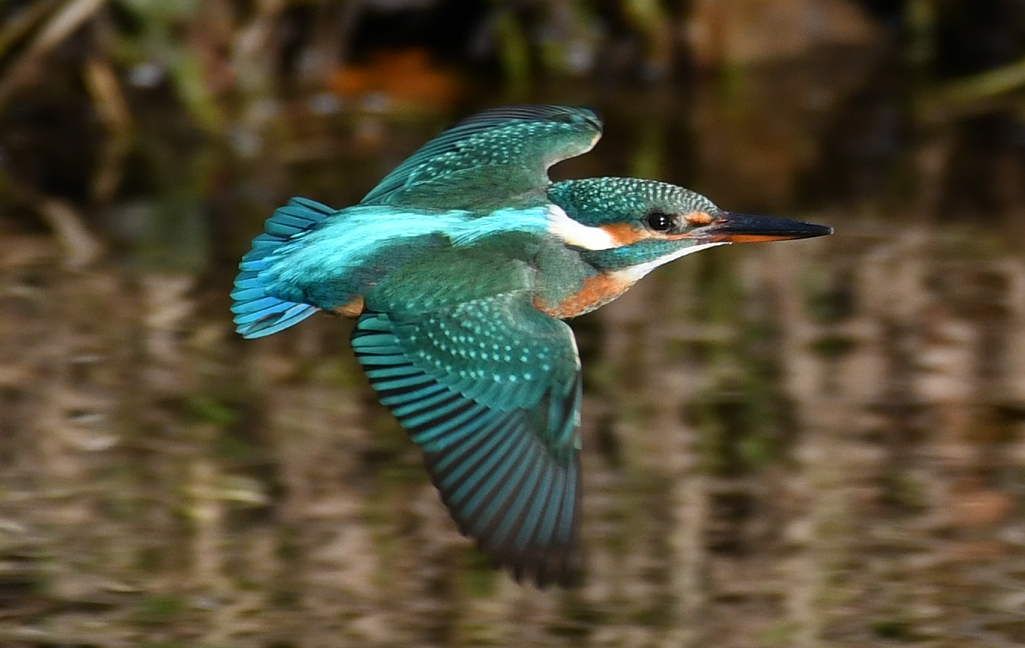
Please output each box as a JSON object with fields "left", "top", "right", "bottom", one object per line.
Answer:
{"left": 330, "top": 49, "right": 464, "bottom": 108}
{"left": 684, "top": 211, "right": 714, "bottom": 225}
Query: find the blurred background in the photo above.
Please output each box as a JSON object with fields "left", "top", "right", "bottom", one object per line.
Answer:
{"left": 2, "top": 0, "right": 1025, "bottom": 646}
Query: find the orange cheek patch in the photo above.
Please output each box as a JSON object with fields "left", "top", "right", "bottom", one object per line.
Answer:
{"left": 600, "top": 223, "right": 652, "bottom": 245}
{"left": 684, "top": 211, "right": 714, "bottom": 225}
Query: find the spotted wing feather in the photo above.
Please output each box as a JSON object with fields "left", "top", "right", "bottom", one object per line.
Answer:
{"left": 350, "top": 294, "right": 583, "bottom": 586}
{"left": 361, "top": 105, "right": 603, "bottom": 210}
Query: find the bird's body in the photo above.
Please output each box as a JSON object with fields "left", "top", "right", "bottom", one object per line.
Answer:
{"left": 232, "top": 105, "right": 831, "bottom": 586}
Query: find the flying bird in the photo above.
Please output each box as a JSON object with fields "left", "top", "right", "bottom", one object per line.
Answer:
{"left": 231, "top": 105, "right": 832, "bottom": 586}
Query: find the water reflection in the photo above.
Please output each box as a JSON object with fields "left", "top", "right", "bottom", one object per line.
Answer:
{"left": 2, "top": 51, "right": 1025, "bottom": 647}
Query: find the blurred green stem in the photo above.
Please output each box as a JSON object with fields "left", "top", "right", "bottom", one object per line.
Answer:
{"left": 494, "top": 9, "right": 530, "bottom": 96}
{"left": 939, "top": 57, "right": 1025, "bottom": 102}
{"left": 906, "top": 0, "right": 935, "bottom": 65}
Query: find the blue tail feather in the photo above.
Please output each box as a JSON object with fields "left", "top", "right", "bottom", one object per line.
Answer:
{"left": 231, "top": 197, "right": 335, "bottom": 338}
{"left": 231, "top": 296, "right": 284, "bottom": 315}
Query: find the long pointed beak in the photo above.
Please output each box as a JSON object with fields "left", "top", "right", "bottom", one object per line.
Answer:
{"left": 694, "top": 211, "right": 833, "bottom": 243}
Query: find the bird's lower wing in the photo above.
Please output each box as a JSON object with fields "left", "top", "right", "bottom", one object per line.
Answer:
{"left": 351, "top": 293, "right": 583, "bottom": 586}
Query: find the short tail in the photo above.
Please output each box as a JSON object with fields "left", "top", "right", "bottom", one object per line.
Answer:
{"left": 231, "top": 197, "right": 334, "bottom": 338}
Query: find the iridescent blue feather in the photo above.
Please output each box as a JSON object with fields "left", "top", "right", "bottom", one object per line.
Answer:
{"left": 231, "top": 197, "right": 335, "bottom": 338}
{"left": 351, "top": 299, "right": 582, "bottom": 587}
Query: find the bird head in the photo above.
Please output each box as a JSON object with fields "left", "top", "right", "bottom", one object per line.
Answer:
{"left": 547, "top": 178, "right": 832, "bottom": 279}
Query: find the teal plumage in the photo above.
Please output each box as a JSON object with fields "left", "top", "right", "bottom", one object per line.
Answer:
{"left": 362, "top": 105, "right": 601, "bottom": 210}
{"left": 231, "top": 105, "right": 832, "bottom": 586}
{"left": 232, "top": 197, "right": 332, "bottom": 337}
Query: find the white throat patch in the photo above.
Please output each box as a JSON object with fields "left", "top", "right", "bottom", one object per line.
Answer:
{"left": 546, "top": 205, "right": 622, "bottom": 250}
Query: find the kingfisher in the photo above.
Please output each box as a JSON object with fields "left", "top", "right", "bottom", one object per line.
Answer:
{"left": 232, "top": 105, "right": 831, "bottom": 587}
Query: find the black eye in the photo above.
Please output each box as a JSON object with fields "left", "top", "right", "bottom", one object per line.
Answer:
{"left": 645, "top": 211, "right": 674, "bottom": 231}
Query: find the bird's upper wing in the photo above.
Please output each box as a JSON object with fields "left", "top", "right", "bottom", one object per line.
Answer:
{"left": 350, "top": 292, "right": 583, "bottom": 586}
{"left": 360, "top": 105, "right": 603, "bottom": 210}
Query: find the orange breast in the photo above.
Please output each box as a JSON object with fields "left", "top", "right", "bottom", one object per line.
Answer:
{"left": 533, "top": 273, "right": 635, "bottom": 318}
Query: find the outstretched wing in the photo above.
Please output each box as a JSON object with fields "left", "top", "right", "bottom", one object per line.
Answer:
{"left": 361, "top": 105, "right": 603, "bottom": 210}
{"left": 350, "top": 292, "right": 583, "bottom": 587}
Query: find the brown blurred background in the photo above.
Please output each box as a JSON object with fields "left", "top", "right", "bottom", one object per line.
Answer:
{"left": 2, "top": 1, "right": 1025, "bottom": 646}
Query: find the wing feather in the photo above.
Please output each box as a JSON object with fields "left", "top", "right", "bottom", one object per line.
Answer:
{"left": 351, "top": 294, "right": 583, "bottom": 587}
{"left": 361, "top": 105, "right": 603, "bottom": 210}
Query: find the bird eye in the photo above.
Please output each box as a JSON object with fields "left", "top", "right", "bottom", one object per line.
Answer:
{"left": 645, "top": 211, "right": 674, "bottom": 232}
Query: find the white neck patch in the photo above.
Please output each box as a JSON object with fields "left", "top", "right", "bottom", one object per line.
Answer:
{"left": 612, "top": 241, "right": 730, "bottom": 282}
{"left": 546, "top": 205, "right": 622, "bottom": 250}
